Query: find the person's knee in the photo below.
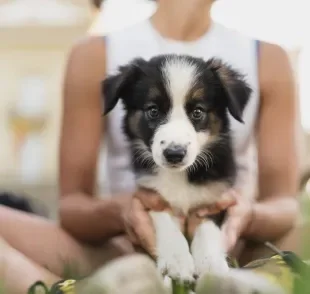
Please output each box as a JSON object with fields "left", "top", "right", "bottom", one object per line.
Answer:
{"left": 239, "top": 225, "right": 302, "bottom": 266}
{"left": 86, "top": 235, "right": 136, "bottom": 272}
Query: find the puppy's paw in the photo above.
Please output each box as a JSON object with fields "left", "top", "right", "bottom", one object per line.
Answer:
{"left": 157, "top": 232, "right": 195, "bottom": 282}
{"left": 158, "top": 249, "right": 195, "bottom": 283}
{"left": 150, "top": 211, "right": 195, "bottom": 282}
{"left": 194, "top": 253, "right": 229, "bottom": 277}
{"left": 191, "top": 221, "right": 229, "bottom": 277}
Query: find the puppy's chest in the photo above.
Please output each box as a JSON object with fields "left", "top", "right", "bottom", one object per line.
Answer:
{"left": 137, "top": 170, "right": 229, "bottom": 214}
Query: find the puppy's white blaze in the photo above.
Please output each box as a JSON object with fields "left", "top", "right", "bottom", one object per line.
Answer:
{"left": 152, "top": 105, "right": 209, "bottom": 169}
{"left": 154, "top": 57, "right": 206, "bottom": 169}
{"left": 152, "top": 105, "right": 199, "bottom": 168}
{"left": 162, "top": 57, "right": 198, "bottom": 106}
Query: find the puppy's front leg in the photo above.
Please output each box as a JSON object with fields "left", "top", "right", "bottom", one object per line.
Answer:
{"left": 149, "top": 211, "right": 195, "bottom": 282}
{"left": 191, "top": 220, "right": 229, "bottom": 277}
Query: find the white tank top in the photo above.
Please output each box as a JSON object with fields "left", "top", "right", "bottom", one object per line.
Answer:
{"left": 102, "top": 19, "right": 259, "bottom": 198}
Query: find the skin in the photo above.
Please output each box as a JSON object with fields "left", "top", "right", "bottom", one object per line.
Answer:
{"left": 0, "top": 0, "right": 300, "bottom": 292}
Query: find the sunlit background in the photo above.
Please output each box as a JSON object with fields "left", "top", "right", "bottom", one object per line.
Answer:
{"left": 0, "top": 0, "right": 309, "bottom": 218}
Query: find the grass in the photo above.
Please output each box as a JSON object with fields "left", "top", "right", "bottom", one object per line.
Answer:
{"left": 172, "top": 280, "right": 193, "bottom": 294}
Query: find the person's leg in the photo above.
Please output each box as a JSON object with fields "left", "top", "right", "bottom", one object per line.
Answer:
{"left": 1, "top": 238, "right": 60, "bottom": 294}
{"left": 1, "top": 239, "right": 167, "bottom": 294}
{"left": 0, "top": 206, "right": 135, "bottom": 290}
{"left": 238, "top": 224, "right": 303, "bottom": 266}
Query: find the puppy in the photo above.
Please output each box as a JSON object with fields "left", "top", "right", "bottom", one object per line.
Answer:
{"left": 102, "top": 54, "right": 251, "bottom": 282}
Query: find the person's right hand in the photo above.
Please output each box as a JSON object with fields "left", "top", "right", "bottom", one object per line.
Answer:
{"left": 123, "top": 188, "right": 171, "bottom": 258}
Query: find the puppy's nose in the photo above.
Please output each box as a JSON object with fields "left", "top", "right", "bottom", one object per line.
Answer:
{"left": 163, "top": 144, "right": 187, "bottom": 164}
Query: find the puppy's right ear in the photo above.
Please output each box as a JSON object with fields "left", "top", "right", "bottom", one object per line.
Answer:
{"left": 102, "top": 58, "right": 146, "bottom": 115}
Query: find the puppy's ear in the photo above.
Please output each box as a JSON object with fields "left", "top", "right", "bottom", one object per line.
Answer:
{"left": 102, "top": 58, "right": 146, "bottom": 115}
{"left": 206, "top": 58, "right": 252, "bottom": 123}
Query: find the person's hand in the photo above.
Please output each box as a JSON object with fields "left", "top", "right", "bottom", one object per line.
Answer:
{"left": 186, "top": 195, "right": 236, "bottom": 240}
{"left": 122, "top": 188, "right": 170, "bottom": 257}
{"left": 123, "top": 188, "right": 222, "bottom": 256}
{"left": 220, "top": 189, "right": 254, "bottom": 252}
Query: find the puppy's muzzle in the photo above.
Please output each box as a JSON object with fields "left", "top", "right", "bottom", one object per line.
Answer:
{"left": 163, "top": 144, "right": 187, "bottom": 165}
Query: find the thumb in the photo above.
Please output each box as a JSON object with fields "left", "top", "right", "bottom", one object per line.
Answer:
{"left": 221, "top": 214, "right": 242, "bottom": 252}
{"left": 131, "top": 199, "right": 157, "bottom": 257}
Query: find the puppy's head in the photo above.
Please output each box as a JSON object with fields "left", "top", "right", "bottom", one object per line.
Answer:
{"left": 103, "top": 55, "right": 251, "bottom": 172}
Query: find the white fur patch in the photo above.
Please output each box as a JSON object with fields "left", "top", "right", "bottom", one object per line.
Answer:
{"left": 149, "top": 211, "right": 195, "bottom": 282}
{"left": 162, "top": 57, "right": 198, "bottom": 106}
{"left": 151, "top": 57, "right": 207, "bottom": 170}
{"left": 191, "top": 221, "right": 229, "bottom": 276}
{"left": 152, "top": 117, "right": 200, "bottom": 170}
{"left": 138, "top": 171, "right": 228, "bottom": 214}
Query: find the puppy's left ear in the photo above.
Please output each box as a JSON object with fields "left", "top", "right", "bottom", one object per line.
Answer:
{"left": 207, "top": 58, "right": 252, "bottom": 123}
{"left": 102, "top": 58, "right": 146, "bottom": 115}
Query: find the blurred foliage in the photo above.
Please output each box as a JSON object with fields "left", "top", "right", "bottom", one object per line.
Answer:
{"left": 1, "top": 185, "right": 310, "bottom": 294}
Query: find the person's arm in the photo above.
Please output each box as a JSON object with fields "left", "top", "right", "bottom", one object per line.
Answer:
{"left": 59, "top": 36, "right": 130, "bottom": 244}
{"left": 243, "top": 42, "right": 300, "bottom": 241}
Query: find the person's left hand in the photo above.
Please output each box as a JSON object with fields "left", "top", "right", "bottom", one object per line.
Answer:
{"left": 188, "top": 189, "right": 253, "bottom": 253}
{"left": 220, "top": 189, "right": 254, "bottom": 252}
{"left": 187, "top": 195, "right": 236, "bottom": 240}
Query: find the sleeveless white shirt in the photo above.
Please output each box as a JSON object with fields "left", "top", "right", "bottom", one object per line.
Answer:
{"left": 102, "top": 19, "right": 259, "bottom": 198}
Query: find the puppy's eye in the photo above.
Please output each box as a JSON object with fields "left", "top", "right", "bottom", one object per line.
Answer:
{"left": 191, "top": 107, "right": 205, "bottom": 120}
{"left": 146, "top": 105, "right": 159, "bottom": 119}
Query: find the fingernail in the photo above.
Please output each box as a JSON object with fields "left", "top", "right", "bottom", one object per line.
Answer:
{"left": 196, "top": 210, "right": 208, "bottom": 217}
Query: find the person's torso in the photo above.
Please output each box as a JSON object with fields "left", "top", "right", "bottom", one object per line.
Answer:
{"left": 101, "top": 19, "right": 260, "bottom": 198}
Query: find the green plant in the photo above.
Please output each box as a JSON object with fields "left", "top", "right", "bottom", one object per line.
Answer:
{"left": 171, "top": 279, "right": 194, "bottom": 294}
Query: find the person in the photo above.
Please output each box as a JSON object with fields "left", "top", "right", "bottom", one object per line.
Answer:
{"left": 0, "top": 0, "right": 300, "bottom": 293}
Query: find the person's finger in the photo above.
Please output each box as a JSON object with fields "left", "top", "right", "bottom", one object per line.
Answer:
{"left": 123, "top": 202, "right": 140, "bottom": 245}
{"left": 130, "top": 198, "right": 157, "bottom": 257}
{"left": 222, "top": 214, "right": 243, "bottom": 251}
{"left": 215, "top": 197, "right": 236, "bottom": 210}
{"left": 195, "top": 208, "right": 210, "bottom": 217}
{"left": 192, "top": 191, "right": 237, "bottom": 218}
{"left": 135, "top": 189, "right": 169, "bottom": 211}
{"left": 190, "top": 203, "right": 222, "bottom": 217}
{"left": 187, "top": 214, "right": 205, "bottom": 239}
{"left": 226, "top": 232, "right": 238, "bottom": 252}
{"left": 222, "top": 214, "right": 240, "bottom": 235}
{"left": 193, "top": 198, "right": 236, "bottom": 218}
{"left": 221, "top": 222, "right": 233, "bottom": 251}
{"left": 125, "top": 199, "right": 148, "bottom": 242}
{"left": 124, "top": 219, "right": 140, "bottom": 245}
{"left": 217, "top": 189, "right": 237, "bottom": 206}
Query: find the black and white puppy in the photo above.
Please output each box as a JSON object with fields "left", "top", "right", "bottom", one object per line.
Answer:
{"left": 103, "top": 54, "right": 251, "bottom": 282}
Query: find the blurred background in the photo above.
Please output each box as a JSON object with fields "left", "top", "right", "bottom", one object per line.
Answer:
{"left": 0, "top": 0, "right": 309, "bottom": 220}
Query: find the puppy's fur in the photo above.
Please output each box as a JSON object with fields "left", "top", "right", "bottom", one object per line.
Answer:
{"left": 103, "top": 55, "right": 251, "bottom": 281}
